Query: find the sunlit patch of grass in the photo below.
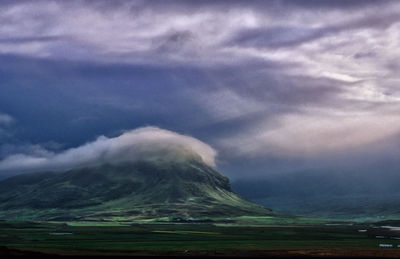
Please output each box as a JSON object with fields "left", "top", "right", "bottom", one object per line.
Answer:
{"left": 64, "top": 221, "right": 129, "bottom": 226}
{"left": 152, "top": 230, "right": 220, "bottom": 235}
{"left": 231, "top": 216, "right": 333, "bottom": 225}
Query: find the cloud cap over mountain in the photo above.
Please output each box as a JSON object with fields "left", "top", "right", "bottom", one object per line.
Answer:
{"left": 0, "top": 127, "right": 217, "bottom": 175}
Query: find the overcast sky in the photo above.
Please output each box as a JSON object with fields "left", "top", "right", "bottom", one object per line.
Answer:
{"left": 0, "top": 0, "right": 400, "bottom": 179}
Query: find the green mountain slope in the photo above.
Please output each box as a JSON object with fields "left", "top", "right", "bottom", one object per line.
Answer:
{"left": 0, "top": 158, "right": 272, "bottom": 221}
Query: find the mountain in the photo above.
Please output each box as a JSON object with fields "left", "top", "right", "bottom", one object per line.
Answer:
{"left": 0, "top": 158, "right": 272, "bottom": 221}
{"left": 232, "top": 170, "right": 400, "bottom": 219}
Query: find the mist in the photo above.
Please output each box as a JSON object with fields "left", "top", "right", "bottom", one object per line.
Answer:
{"left": 0, "top": 127, "right": 217, "bottom": 177}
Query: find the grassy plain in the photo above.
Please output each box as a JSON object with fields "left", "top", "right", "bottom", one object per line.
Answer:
{"left": 1, "top": 217, "right": 400, "bottom": 257}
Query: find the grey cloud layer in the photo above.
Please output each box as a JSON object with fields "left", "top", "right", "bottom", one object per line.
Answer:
{"left": 3, "top": 0, "right": 397, "bottom": 64}
{"left": 1, "top": 0, "right": 400, "bottom": 176}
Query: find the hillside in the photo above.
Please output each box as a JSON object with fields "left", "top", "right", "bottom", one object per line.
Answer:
{"left": 0, "top": 158, "right": 272, "bottom": 221}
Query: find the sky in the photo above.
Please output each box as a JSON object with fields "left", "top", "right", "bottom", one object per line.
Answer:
{"left": 0, "top": 0, "right": 400, "bottom": 179}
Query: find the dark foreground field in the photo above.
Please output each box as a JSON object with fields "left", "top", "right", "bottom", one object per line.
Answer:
{"left": 1, "top": 218, "right": 400, "bottom": 257}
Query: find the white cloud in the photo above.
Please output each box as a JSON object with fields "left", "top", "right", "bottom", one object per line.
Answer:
{"left": 218, "top": 107, "right": 400, "bottom": 158}
{"left": 0, "top": 113, "right": 14, "bottom": 126}
{"left": 0, "top": 127, "right": 217, "bottom": 174}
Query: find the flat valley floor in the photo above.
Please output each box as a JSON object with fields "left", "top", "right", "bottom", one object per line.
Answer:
{"left": 1, "top": 217, "right": 400, "bottom": 257}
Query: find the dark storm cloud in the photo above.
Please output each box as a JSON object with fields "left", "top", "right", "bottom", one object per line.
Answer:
{"left": 0, "top": 54, "right": 217, "bottom": 147}
{"left": 0, "top": 0, "right": 399, "bottom": 180}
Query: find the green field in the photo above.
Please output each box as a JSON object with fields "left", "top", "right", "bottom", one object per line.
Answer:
{"left": 1, "top": 217, "right": 400, "bottom": 257}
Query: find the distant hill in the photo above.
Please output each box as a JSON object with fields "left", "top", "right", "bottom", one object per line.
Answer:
{"left": 232, "top": 170, "right": 400, "bottom": 219}
{"left": 0, "top": 158, "right": 272, "bottom": 221}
